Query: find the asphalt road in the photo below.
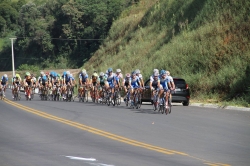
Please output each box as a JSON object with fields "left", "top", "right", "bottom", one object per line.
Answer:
{"left": 0, "top": 90, "right": 250, "bottom": 166}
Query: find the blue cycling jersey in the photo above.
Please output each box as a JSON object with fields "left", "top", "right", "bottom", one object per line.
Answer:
{"left": 160, "top": 77, "right": 170, "bottom": 90}
{"left": 107, "top": 73, "right": 115, "bottom": 86}
{"left": 1, "top": 76, "right": 8, "bottom": 85}
{"left": 131, "top": 76, "right": 140, "bottom": 88}
{"left": 79, "top": 73, "right": 88, "bottom": 83}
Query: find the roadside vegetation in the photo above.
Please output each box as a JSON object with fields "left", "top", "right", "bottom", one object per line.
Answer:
{"left": 83, "top": 0, "right": 250, "bottom": 106}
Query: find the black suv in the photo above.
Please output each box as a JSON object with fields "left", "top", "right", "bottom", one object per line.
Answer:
{"left": 141, "top": 77, "right": 190, "bottom": 106}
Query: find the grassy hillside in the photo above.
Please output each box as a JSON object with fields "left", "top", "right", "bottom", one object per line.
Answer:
{"left": 83, "top": 0, "right": 250, "bottom": 105}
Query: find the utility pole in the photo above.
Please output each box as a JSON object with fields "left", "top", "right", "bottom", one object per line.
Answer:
{"left": 10, "top": 38, "right": 17, "bottom": 80}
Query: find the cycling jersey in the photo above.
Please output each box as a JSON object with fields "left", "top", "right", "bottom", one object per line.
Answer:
{"left": 13, "top": 77, "right": 21, "bottom": 85}
{"left": 123, "top": 77, "right": 131, "bottom": 87}
{"left": 64, "top": 75, "right": 72, "bottom": 84}
{"left": 79, "top": 73, "right": 88, "bottom": 84}
{"left": 131, "top": 76, "right": 140, "bottom": 88}
{"left": 160, "top": 77, "right": 170, "bottom": 90}
{"left": 151, "top": 78, "right": 160, "bottom": 90}
{"left": 41, "top": 75, "right": 48, "bottom": 85}
{"left": 91, "top": 76, "right": 100, "bottom": 86}
{"left": 107, "top": 73, "right": 116, "bottom": 88}
{"left": 99, "top": 76, "right": 106, "bottom": 86}
{"left": 1, "top": 76, "right": 8, "bottom": 85}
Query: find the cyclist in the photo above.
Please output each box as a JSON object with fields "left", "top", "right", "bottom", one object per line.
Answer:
{"left": 62, "top": 71, "right": 73, "bottom": 99}
{"left": 23, "top": 72, "right": 33, "bottom": 99}
{"left": 12, "top": 74, "right": 22, "bottom": 98}
{"left": 123, "top": 73, "right": 131, "bottom": 101}
{"left": 135, "top": 69, "right": 144, "bottom": 87}
{"left": 115, "top": 69, "right": 123, "bottom": 89}
{"left": 70, "top": 73, "right": 76, "bottom": 94}
{"left": 159, "top": 70, "right": 172, "bottom": 109}
{"left": 149, "top": 71, "right": 161, "bottom": 106}
{"left": 0, "top": 74, "right": 8, "bottom": 97}
{"left": 98, "top": 72, "right": 107, "bottom": 101}
{"left": 105, "top": 68, "right": 116, "bottom": 99}
{"left": 89, "top": 72, "right": 100, "bottom": 100}
{"left": 78, "top": 69, "right": 89, "bottom": 98}
{"left": 150, "top": 69, "right": 159, "bottom": 82}
{"left": 166, "top": 70, "right": 175, "bottom": 93}
{"left": 130, "top": 71, "right": 141, "bottom": 106}
{"left": 38, "top": 71, "right": 48, "bottom": 95}
{"left": 31, "top": 74, "right": 37, "bottom": 87}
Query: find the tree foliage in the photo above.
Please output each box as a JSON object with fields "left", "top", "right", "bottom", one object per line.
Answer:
{"left": 0, "top": 0, "right": 132, "bottom": 70}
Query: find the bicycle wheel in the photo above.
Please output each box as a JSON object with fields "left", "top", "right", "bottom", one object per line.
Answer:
{"left": 168, "top": 97, "right": 172, "bottom": 114}
{"left": 107, "top": 93, "right": 111, "bottom": 106}
{"left": 161, "top": 98, "right": 165, "bottom": 114}
{"left": 92, "top": 88, "right": 95, "bottom": 103}
{"left": 117, "top": 91, "right": 121, "bottom": 105}
{"left": 112, "top": 92, "right": 117, "bottom": 106}
{"left": 137, "top": 93, "right": 142, "bottom": 108}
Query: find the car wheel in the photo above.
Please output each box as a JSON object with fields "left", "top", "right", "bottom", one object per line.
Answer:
{"left": 182, "top": 101, "right": 189, "bottom": 106}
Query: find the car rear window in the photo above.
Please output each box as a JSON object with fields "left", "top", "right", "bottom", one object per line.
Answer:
{"left": 174, "top": 79, "right": 186, "bottom": 89}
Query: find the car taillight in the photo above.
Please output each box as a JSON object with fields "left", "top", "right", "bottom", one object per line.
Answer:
{"left": 185, "top": 84, "right": 189, "bottom": 89}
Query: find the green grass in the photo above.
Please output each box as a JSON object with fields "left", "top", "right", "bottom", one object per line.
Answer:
{"left": 82, "top": 0, "right": 250, "bottom": 106}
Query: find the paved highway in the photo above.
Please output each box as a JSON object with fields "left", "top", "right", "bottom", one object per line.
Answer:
{"left": 0, "top": 90, "right": 249, "bottom": 166}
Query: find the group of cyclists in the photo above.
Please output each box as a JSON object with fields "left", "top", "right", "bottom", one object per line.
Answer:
{"left": 0, "top": 68, "right": 175, "bottom": 110}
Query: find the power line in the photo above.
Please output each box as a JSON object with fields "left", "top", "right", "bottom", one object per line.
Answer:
{"left": 14, "top": 37, "right": 105, "bottom": 41}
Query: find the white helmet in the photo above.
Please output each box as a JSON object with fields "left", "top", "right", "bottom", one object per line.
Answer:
{"left": 116, "top": 69, "right": 121, "bottom": 73}
{"left": 40, "top": 71, "right": 44, "bottom": 75}
{"left": 100, "top": 72, "right": 104, "bottom": 76}
{"left": 166, "top": 71, "right": 170, "bottom": 76}
{"left": 153, "top": 69, "right": 159, "bottom": 73}
{"left": 3, "top": 74, "right": 7, "bottom": 78}
{"left": 66, "top": 71, "right": 70, "bottom": 75}
{"left": 135, "top": 69, "right": 140, "bottom": 74}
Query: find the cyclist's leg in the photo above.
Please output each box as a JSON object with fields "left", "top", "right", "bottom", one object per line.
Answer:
{"left": 165, "top": 90, "right": 170, "bottom": 108}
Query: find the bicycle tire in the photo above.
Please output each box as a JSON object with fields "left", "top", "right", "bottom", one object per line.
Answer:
{"left": 92, "top": 88, "right": 96, "bottom": 103}
{"left": 161, "top": 98, "right": 165, "bottom": 114}
{"left": 168, "top": 97, "right": 172, "bottom": 114}
{"left": 112, "top": 93, "right": 116, "bottom": 106}
{"left": 107, "top": 95, "right": 111, "bottom": 106}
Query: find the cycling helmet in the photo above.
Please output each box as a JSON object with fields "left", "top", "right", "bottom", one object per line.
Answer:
{"left": 116, "top": 69, "right": 121, "bottom": 73}
{"left": 57, "top": 74, "right": 61, "bottom": 77}
{"left": 70, "top": 74, "right": 73, "bottom": 77}
{"left": 66, "top": 71, "right": 70, "bottom": 75}
{"left": 160, "top": 69, "right": 166, "bottom": 75}
{"left": 108, "top": 68, "right": 113, "bottom": 73}
{"left": 82, "top": 70, "right": 87, "bottom": 75}
{"left": 82, "top": 69, "right": 86, "bottom": 73}
{"left": 46, "top": 72, "right": 49, "bottom": 76}
{"left": 26, "top": 72, "right": 30, "bottom": 76}
{"left": 3, "top": 74, "right": 7, "bottom": 78}
{"left": 93, "top": 73, "right": 98, "bottom": 77}
{"left": 40, "top": 71, "right": 44, "bottom": 75}
{"left": 135, "top": 69, "right": 140, "bottom": 74}
{"left": 153, "top": 69, "right": 159, "bottom": 73}
{"left": 126, "top": 73, "right": 131, "bottom": 78}
{"left": 99, "top": 72, "right": 104, "bottom": 77}
{"left": 15, "top": 74, "right": 20, "bottom": 78}
{"left": 166, "top": 71, "right": 170, "bottom": 76}
{"left": 154, "top": 72, "right": 159, "bottom": 77}
{"left": 131, "top": 71, "right": 136, "bottom": 75}
{"left": 63, "top": 71, "right": 67, "bottom": 76}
